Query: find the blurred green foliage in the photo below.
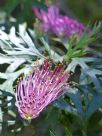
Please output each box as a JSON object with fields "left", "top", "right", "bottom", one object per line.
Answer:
{"left": 67, "top": 0, "right": 102, "bottom": 24}
{"left": 0, "top": 0, "right": 46, "bottom": 27}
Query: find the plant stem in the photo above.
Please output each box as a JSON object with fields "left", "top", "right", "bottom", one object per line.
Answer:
{"left": 81, "top": 120, "right": 88, "bottom": 136}
{"left": 82, "top": 130, "right": 87, "bottom": 136}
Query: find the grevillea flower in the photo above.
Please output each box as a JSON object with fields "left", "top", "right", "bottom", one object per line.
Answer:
{"left": 33, "top": 5, "right": 85, "bottom": 37}
{"left": 15, "top": 60, "right": 70, "bottom": 120}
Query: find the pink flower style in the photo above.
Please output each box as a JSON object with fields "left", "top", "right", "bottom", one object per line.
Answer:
{"left": 15, "top": 60, "right": 70, "bottom": 120}
{"left": 33, "top": 5, "right": 85, "bottom": 37}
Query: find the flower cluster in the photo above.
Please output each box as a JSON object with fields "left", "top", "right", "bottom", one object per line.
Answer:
{"left": 33, "top": 5, "right": 85, "bottom": 37}
{"left": 15, "top": 60, "right": 70, "bottom": 120}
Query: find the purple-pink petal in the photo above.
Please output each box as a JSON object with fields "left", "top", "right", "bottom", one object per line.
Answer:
{"left": 15, "top": 60, "right": 70, "bottom": 120}
{"left": 33, "top": 5, "right": 85, "bottom": 37}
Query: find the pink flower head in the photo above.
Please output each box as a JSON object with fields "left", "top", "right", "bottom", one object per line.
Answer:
{"left": 33, "top": 5, "right": 85, "bottom": 37}
{"left": 15, "top": 60, "right": 70, "bottom": 120}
